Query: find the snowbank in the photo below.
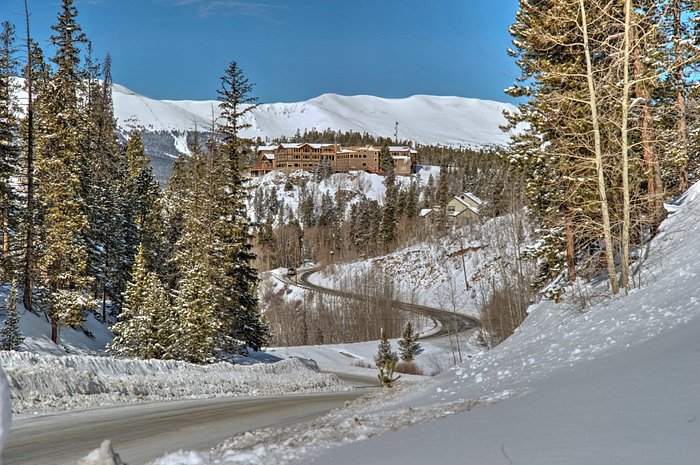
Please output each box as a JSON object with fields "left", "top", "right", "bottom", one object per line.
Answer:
{"left": 2, "top": 353, "right": 348, "bottom": 416}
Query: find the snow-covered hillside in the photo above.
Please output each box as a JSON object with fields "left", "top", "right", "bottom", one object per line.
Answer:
{"left": 113, "top": 84, "right": 517, "bottom": 150}
{"left": 141, "top": 183, "right": 700, "bottom": 463}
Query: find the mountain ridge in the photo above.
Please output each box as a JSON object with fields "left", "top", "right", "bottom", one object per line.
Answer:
{"left": 112, "top": 84, "right": 517, "bottom": 149}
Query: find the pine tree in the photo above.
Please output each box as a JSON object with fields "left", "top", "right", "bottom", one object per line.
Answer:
{"left": 83, "top": 53, "right": 131, "bottom": 318}
{"left": 35, "top": 0, "right": 94, "bottom": 341}
{"left": 108, "top": 245, "right": 169, "bottom": 359}
{"left": 374, "top": 328, "right": 400, "bottom": 388}
{"left": 210, "top": 61, "right": 269, "bottom": 352}
{"left": 0, "top": 280, "right": 24, "bottom": 350}
{"left": 398, "top": 322, "right": 421, "bottom": 362}
{"left": 0, "top": 22, "right": 20, "bottom": 281}
{"left": 405, "top": 180, "right": 419, "bottom": 219}
{"left": 380, "top": 164, "right": 398, "bottom": 248}
{"left": 123, "top": 132, "right": 166, "bottom": 276}
{"left": 506, "top": 0, "right": 636, "bottom": 293}
{"left": 170, "top": 262, "right": 219, "bottom": 364}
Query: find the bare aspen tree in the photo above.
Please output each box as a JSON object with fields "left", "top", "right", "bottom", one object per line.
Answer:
{"left": 671, "top": 0, "right": 689, "bottom": 192}
{"left": 579, "top": 0, "right": 620, "bottom": 294}
{"left": 631, "top": 10, "right": 664, "bottom": 231}
{"left": 620, "top": 0, "right": 633, "bottom": 290}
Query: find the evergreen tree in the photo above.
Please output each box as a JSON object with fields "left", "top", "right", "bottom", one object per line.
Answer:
{"left": 374, "top": 327, "right": 398, "bottom": 367}
{"left": 0, "top": 280, "right": 24, "bottom": 350}
{"left": 0, "top": 22, "right": 20, "bottom": 281}
{"left": 35, "top": 0, "right": 94, "bottom": 341}
{"left": 170, "top": 262, "right": 219, "bottom": 364}
{"left": 108, "top": 245, "right": 169, "bottom": 359}
{"left": 506, "top": 0, "right": 636, "bottom": 293}
{"left": 210, "top": 61, "right": 269, "bottom": 352}
{"left": 374, "top": 328, "right": 400, "bottom": 388}
{"left": 123, "top": 132, "right": 166, "bottom": 276}
{"left": 380, "top": 161, "right": 398, "bottom": 248}
{"left": 398, "top": 322, "right": 421, "bottom": 362}
{"left": 83, "top": 53, "right": 131, "bottom": 318}
{"left": 405, "top": 180, "right": 419, "bottom": 219}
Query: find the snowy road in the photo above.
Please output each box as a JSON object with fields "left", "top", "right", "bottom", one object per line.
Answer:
{"left": 6, "top": 391, "right": 366, "bottom": 465}
{"left": 293, "top": 269, "right": 479, "bottom": 339}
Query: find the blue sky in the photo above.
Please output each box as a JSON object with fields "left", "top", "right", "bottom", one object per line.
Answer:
{"left": 2, "top": 0, "right": 520, "bottom": 103}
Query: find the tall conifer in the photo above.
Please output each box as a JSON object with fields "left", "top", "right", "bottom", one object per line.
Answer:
{"left": 211, "top": 61, "right": 269, "bottom": 352}
{"left": 0, "top": 22, "right": 20, "bottom": 281}
{"left": 35, "top": 0, "right": 93, "bottom": 341}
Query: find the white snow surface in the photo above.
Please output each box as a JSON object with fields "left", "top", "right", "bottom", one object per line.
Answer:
{"left": 113, "top": 85, "right": 517, "bottom": 149}
{"left": 146, "top": 182, "right": 700, "bottom": 464}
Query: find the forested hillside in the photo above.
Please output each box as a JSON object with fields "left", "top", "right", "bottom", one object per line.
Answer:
{"left": 0, "top": 0, "right": 268, "bottom": 362}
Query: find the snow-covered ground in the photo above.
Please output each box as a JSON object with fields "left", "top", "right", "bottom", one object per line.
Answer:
{"left": 309, "top": 210, "right": 531, "bottom": 314}
{"left": 248, "top": 165, "right": 440, "bottom": 225}
{"left": 141, "top": 184, "right": 700, "bottom": 463}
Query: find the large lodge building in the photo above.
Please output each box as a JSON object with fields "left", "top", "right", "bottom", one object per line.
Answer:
{"left": 249, "top": 143, "right": 418, "bottom": 177}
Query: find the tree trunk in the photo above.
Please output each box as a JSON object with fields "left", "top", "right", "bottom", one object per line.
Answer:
{"left": 22, "top": 0, "right": 34, "bottom": 312}
{"left": 580, "top": 0, "right": 619, "bottom": 294}
{"left": 620, "top": 0, "right": 632, "bottom": 290}
{"left": 51, "top": 318, "right": 58, "bottom": 344}
{"left": 673, "top": 0, "right": 689, "bottom": 192}
{"left": 632, "top": 16, "right": 664, "bottom": 231}
{"left": 565, "top": 213, "right": 576, "bottom": 284}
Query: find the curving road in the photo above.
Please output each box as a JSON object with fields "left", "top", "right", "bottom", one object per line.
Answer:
{"left": 291, "top": 269, "right": 479, "bottom": 340}
{"left": 6, "top": 391, "right": 366, "bottom": 465}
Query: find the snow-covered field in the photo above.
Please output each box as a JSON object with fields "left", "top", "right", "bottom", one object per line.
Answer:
{"left": 140, "top": 182, "right": 700, "bottom": 463}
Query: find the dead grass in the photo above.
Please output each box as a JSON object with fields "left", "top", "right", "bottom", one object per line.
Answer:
{"left": 352, "top": 360, "right": 373, "bottom": 369}
{"left": 394, "top": 361, "right": 424, "bottom": 376}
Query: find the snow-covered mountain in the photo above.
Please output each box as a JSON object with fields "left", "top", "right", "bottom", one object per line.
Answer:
{"left": 111, "top": 84, "right": 517, "bottom": 178}
{"left": 113, "top": 84, "right": 515, "bottom": 149}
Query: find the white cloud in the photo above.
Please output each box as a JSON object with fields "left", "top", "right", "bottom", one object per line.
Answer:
{"left": 160, "top": 0, "right": 283, "bottom": 19}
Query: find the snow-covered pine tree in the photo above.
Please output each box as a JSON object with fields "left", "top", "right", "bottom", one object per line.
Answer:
{"left": 210, "top": 61, "right": 269, "bottom": 352}
{"left": 375, "top": 328, "right": 400, "bottom": 388}
{"left": 0, "top": 280, "right": 24, "bottom": 351}
{"left": 108, "top": 244, "right": 169, "bottom": 359}
{"left": 404, "top": 179, "right": 419, "bottom": 219}
{"left": 124, "top": 132, "right": 167, "bottom": 277}
{"left": 34, "top": 0, "right": 94, "bottom": 342}
{"left": 170, "top": 262, "right": 219, "bottom": 364}
{"left": 82, "top": 52, "right": 132, "bottom": 319}
{"left": 0, "top": 22, "right": 21, "bottom": 282}
{"left": 398, "top": 322, "right": 421, "bottom": 363}
{"left": 506, "top": 0, "right": 630, "bottom": 293}
{"left": 374, "top": 327, "right": 398, "bottom": 367}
